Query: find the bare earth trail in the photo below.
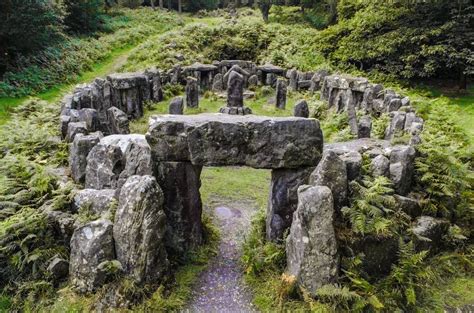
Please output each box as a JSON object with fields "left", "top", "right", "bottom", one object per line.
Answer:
{"left": 185, "top": 199, "right": 258, "bottom": 313}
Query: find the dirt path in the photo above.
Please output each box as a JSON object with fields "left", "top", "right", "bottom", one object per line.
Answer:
{"left": 186, "top": 199, "right": 258, "bottom": 312}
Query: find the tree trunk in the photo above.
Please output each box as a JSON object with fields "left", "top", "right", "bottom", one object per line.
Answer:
{"left": 151, "top": 0, "right": 155, "bottom": 10}
{"left": 159, "top": 0, "right": 163, "bottom": 9}
{"left": 261, "top": 3, "right": 271, "bottom": 22}
{"left": 178, "top": 0, "right": 182, "bottom": 13}
{"left": 459, "top": 71, "right": 467, "bottom": 90}
{"left": 167, "top": 0, "right": 171, "bottom": 10}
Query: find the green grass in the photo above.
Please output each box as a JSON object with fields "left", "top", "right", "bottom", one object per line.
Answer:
{"left": 201, "top": 167, "right": 271, "bottom": 209}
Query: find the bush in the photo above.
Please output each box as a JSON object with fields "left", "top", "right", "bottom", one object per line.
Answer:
{"left": 0, "top": 0, "right": 65, "bottom": 75}
{"left": 64, "top": 0, "right": 105, "bottom": 34}
{"left": 316, "top": 1, "right": 474, "bottom": 85}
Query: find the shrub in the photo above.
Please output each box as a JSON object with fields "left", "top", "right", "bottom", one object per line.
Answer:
{"left": 64, "top": 0, "right": 106, "bottom": 34}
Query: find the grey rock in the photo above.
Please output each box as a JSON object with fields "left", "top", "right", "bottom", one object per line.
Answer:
{"left": 325, "top": 138, "right": 391, "bottom": 156}
{"left": 309, "top": 150, "right": 348, "bottom": 210}
{"left": 412, "top": 216, "right": 450, "bottom": 253}
{"left": 107, "top": 72, "right": 149, "bottom": 119}
{"left": 70, "top": 133, "right": 102, "bottom": 184}
{"left": 114, "top": 175, "right": 168, "bottom": 284}
{"left": 147, "top": 114, "right": 323, "bottom": 169}
{"left": 387, "top": 98, "right": 402, "bottom": 112}
{"left": 401, "top": 96, "right": 410, "bottom": 107}
{"left": 247, "top": 74, "right": 258, "bottom": 87}
{"left": 389, "top": 145, "right": 415, "bottom": 195}
{"left": 212, "top": 73, "right": 224, "bottom": 91}
{"left": 226, "top": 71, "right": 244, "bottom": 108}
{"left": 60, "top": 115, "right": 71, "bottom": 139}
{"left": 287, "top": 69, "right": 298, "bottom": 90}
{"left": 85, "top": 135, "right": 153, "bottom": 190}
{"left": 275, "top": 78, "right": 287, "bottom": 109}
{"left": 66, "top": 122, "right": 88, "bottom": 143}
{"left": 394, "top": 194, "right": 422, "bottom": 217}
{"left": 156, "top": 162, "right": 203, "bottom": 257}
{"left": 266, "top": 167, "right": 314, "bottom": 241}
{"left": 294, "top": 99, "right": 309, "bottom": 118}
{"left": 219, "top": 106, "right": 252, "bottom": 115}
{"left": 169, "top": 96, "right": 184, "bottom": 114}
{"left": 358, "top": 115, "right": 372, "bottom": 138}
{"left": 72, "top": 189, "right": 117, "bottom": 216}
{"left": 145, "top": 68, "right": 163, "bottom": 102}
{"left": 348, "top": 235, "right": 398, "bottom": 277}
{"left": 48, "top": 257, "right": 69, "bottom": 282}
{"left": 371, "top": 154, "right": 390, "bottom": 178}
{"left": 107, "top": 107, "right": 130, "bottom": 135}
{"left": 265, "top": 73, "right": 277, "bottom": 87}
{"left": 69, "top": 219, "right": 115, "bottom": 293}
{"left": 257, "top": 63, "right": 285, "bottom": 74}
{"left": 286, "top": 185, "right": 339, "bottom": 296}
{"left": 223, "top": 65, "right": 250, "bottom": 86}
{"left": 45, "top": 211, "right": 77, "bottom": 245}
{"left": 185, "top": 76, "right": 199, "bottom": 108}
{"left": 340, "top": 151, "right": 362, "bottom": 181}
{"left": 385, "top": 111, "right": 406, "bottom": 140}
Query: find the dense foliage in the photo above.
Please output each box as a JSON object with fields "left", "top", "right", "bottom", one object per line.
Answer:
{"left": 0, "top": 9, "right": 181, "bottom": 98}
{"left": 316, "top": 1, "right": 474, "bottom": 87}
{"left": 64, "top": 0, "right": 106, "bottom": 34}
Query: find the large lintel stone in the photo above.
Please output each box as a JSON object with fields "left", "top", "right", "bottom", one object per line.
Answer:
{"left": 146, "top": 114, "right": 323, "bottom": 169}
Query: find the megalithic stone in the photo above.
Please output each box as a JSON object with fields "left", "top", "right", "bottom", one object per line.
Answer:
{"left": 227, "top": 71, "right": 244, "bottom": 108}
{"left": 276, "top": 78, "right": 287, "bottom": 109}
{"left": 185, "top": 77, "right": 199, "bottom": 108}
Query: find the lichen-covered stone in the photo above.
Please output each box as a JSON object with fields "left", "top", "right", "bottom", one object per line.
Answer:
{"left": 69, "top": 219, "right": 115, "bottom": 293}
{"left": 309, "top": 150, "right": 348, "bottom": 210}
{"left": 411, "top": 216, "right": 450, "bottom": 253}
{"left": 107, "top": 107, "right": 130, "bottom": 135}
{"left": 371, "top": 154, "right": 390, "bottom": 178}
{"left": 266, "top": 167, "right": 314, "bottom": 241}
{"left": 85, "top": 135, "right": 153, "bottom": 190}
{"left": 275, "top": 78, "right": 287, "bottom": 109}
{"left": 185, "top": 76, "right": 199, "bottom": 108}
{"left": 286, "top": 185, "right": 339, "bottom": 296}
{"left": 147, "top": 114, "right": 323, "bottom": 169}
{"left": 294, "top": 99, "right": 309, "bottom": 118}
{"left": 155, "top": 162, "right": 203, "bottom": 257}
{"left": 114, "top": 175, "right": 168, "bottom": 284}
{"left": 70, "top": 132, "right": 102, "bottom": 184}
{"left": 340, "top": 151, "right": 362, "bottom": 181}
{"left": 389, "top": 145, "right": 415, "bottom": 195}
{"left": 169, "top": 96, "right": 184, "bottom": 115}
{"left": 72, "top": 189, "right": 117, "bottom": 216}
{"left": 358, "top": 115, "right": 372, "bottom": 138}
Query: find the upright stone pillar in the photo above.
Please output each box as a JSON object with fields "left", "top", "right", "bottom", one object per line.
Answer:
{"left": 185, "top": 77, "right": 199, "bottom": 108}
{"left": 276, "top": 78, "right": 287, "bottom": 109}
{"left": 155, "top": 162, "right": 203, "bottom": 258}
{"left": 219, "top": 71, "right": 252, "bottom": 115}
{"left": 286, "top": 185, "right": 339, "bottom": 296}
{"left": 294, "top": 99, "right": 309, "bottom": 118}
{"left": 266, "top": 167, "right": 314, "bottom": 241}
{"left": 287, "top": 68, "right": 298, "bottom": 91}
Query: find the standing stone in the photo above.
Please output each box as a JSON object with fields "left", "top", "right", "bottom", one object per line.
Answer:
{"left": 388, "top": 98, "right": 402, "bottom": 112}
{"left": 340, "top": 151, "right": 362, "bottom": 181}
{"left": 275, "top": 78, "right": 287, "bottom": 109}
{"left": 145, "top": 68, "right": 163, "bottom": 102}
{"left": 227, "top": 71, "right": 244, "bottom": 108}
{"left": 66, "top": 122, "right": 88, "bottom": 143}
{"left": 411, "top": 216, "right": 450, "bottom": 253}
{"left": 266, "top": 73, "right": 277, "bottom": 87}
{"left": 371, "top": 154, "right": 390, "bottom": 178}
{"left": 212, "top": 73, "right": 224, "bottom": 91}
{"left": 70, "top": 133, "right": 102, "bottom": 184}
{"left": 266, "top": 167, "right": 314, "bottom": 241}
{"left": 71, "top": 189, "right": 117, "bottom": 216}
{"left": 69, "top": 219, "right": 115, "bottom": 293}
{"left": 385, "top": 111, "right": 406, "bottom": 140}
{"left": 114, "top": 175, "right": 168, "bottom": 284}
{"left": 247, "top": 75, "right": 258, "bottom": 88}
{"left": 169, "top": 96, "right": 184, "bottom": 114}
{"left": 286, "top": 185, "right": 339, "bottom": 296}
{"left": 185, "top": 77, "right": 199, "bottom": 108}
{"left": 156, "top": 162, "right": 203, "bottom": 257}
{"left": 107, "top": 107, "right": 130, "bottom": 135}
{"left": 294, "top": 99, "right": 309, "bottom": 118}
{"left": 85, "top": 143, "right": 124, "bottom": 189}
{"left": 389, "top": 145, "right": 415, "bottom": 195}
{"left": 309, "top": 150, "right": 348, "bottom": 211}
{"left": 358, "top": 115, "right": 372, "bottom": 138}
{"left": 287, "top": 69, "right": 298, "bottom": 91}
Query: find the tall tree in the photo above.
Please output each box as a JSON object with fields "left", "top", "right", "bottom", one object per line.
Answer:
{"left": 257, "top": 0, "right": 273, "bottom": 22}
{"left": 159, "top": 0, "right": 163, "bottom": 9}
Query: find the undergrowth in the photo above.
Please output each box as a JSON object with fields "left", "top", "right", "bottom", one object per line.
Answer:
{"left": 0, "top": 8, "right": 182, "bottom": 98}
